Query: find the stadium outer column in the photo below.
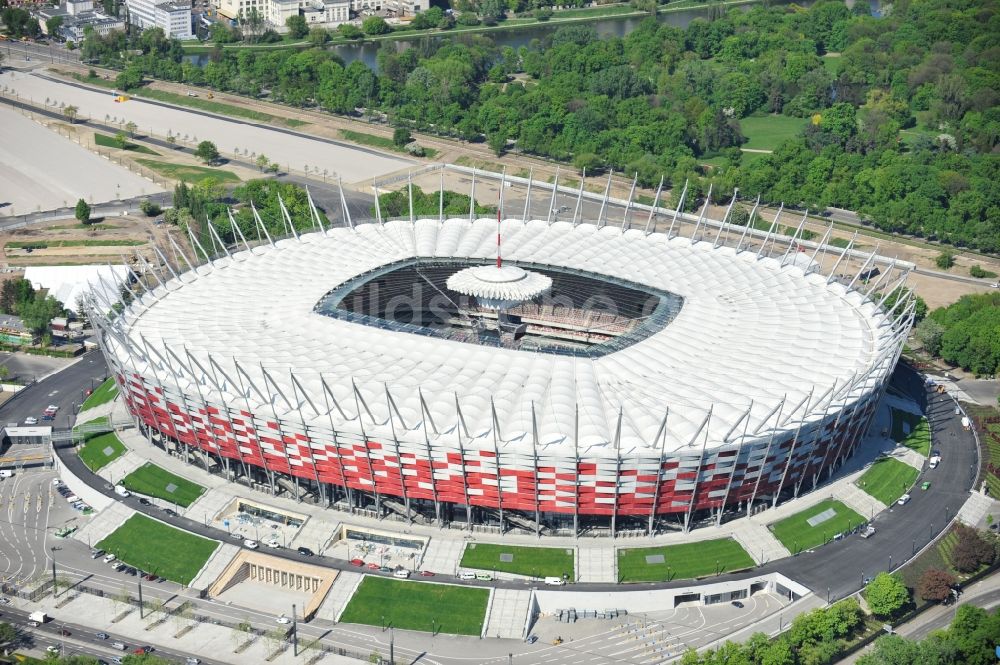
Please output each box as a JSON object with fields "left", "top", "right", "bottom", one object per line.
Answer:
{"left": 746, "top": 397, "right": 786, "bottom": 517}
{"left": 772, "top": 388, "right": 814, "bottom": 507}
{"left": 646, "top": 408, "right": 669, "bottom": 536}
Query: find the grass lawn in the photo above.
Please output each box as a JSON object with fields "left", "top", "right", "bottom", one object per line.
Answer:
{"left": 93, "top": 132, "right": 159, "bottom": 155}
{"left": 135, "top": 87, "right": 307, "bottom": 127}
{"left": 740, "top": 114, "right": 808, "bottom": 152}
{"left": 97, "top": 514, "right": 218, "bottom": 585}
{"left": 77, "top": 431, "right": 126, "bottom": 472}
{"left": 120, "top": 462, "right": 205, "bottom": 507}
{"left": 81, "top": 377, "right": 117, "bottom": 410}
{"left": 460, "top": 543, "right": 574, "bottom": 578}
{"left": 135, "top": 159, "right": 240, "bottom": 185}
{"left": 822, "top": 54, "right": 842, "bottom": 73}
{"left": 57, "top": 69, "right": 118, "bottom": 89}
{"left": 856, "top": 457, "right": 919, "bottom": 506}
{"left": 340, "top": 576, "right": 488, "bottom": 636}
{"left": 770, "top": 499, "right": 866, "bottom": 554}
{"left": 617, "top": 538, "right": 755, "bottom": 582}
{"left": 890, "top": 408, "right": 931, "bottom": 456}
{"left": 339, "top": 129, "right": 439, "bottom": 159}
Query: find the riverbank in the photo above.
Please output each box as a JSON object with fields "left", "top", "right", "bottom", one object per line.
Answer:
{"left": 180, "top": 0, "right": 761, "bottom": 53}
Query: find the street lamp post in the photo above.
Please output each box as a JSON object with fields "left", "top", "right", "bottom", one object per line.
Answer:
{"left": 50, "top": 547, "right": 57, "bottom": 597}
{"left": 291, "top": 603, "right": 297, "bottom": 656}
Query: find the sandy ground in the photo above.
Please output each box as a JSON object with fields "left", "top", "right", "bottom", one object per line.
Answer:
{"left": 0, "top": 105, "right": 162, "bottom": 217}
{"left": 1, "top": 70, "right": 411, "bottom": 185}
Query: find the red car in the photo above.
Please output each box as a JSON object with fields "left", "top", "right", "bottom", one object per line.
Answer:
{"left": 419, "top": 571, "right": 435, "bottom": 577}
{"left": 349, "top": 558, "right": 365, "bottom": 567}
{"left": 367, "top": 563, "right": 380, "bottom": 570}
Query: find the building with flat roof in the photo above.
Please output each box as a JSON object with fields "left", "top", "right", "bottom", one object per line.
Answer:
{"left": 0, "top": 314, "right": 38, "bottom": 346}
{"left": 217, "top": 0, "right": 349, "bottom": 28}
{"left": 124, "top": 0, "right": 192, "bottom": 38}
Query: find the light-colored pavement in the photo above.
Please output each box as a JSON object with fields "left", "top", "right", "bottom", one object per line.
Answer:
{"left": 1, "top": 70, "right": 411, "bottom": 186}
{"left": 484, "top": 588, "right": 532, "bottom": 639}
{"left": 0, "top": 104, "right": 162, "bottom": 217}
{"left": 956, "top": 491, "right": 995, "bottom": 527}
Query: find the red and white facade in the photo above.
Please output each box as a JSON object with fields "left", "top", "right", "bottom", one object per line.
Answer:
{"left": 93, "top": 198, "right": 914, "bottom": 534}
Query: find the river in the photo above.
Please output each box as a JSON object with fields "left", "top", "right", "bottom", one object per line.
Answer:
{"left": 186, "top": 0, "right": 882, "bottom": 71}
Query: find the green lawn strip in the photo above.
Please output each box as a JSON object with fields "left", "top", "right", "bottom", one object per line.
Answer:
{"left": 93, "top": 132, "right": 159, "bottom": 155}
{"left": 739, "top": 114, "right": 808, "bottom": 152}
{"left": 134, "top": 159, "right": 241, "bottom": 184}
{"left": 460, "top": 543, "right": 573, "bottom": 578}
{"left": 56, "top": 69, "right": 118, "bottom": 89}
{"left": 822, "top": 54, "right": 842, "bottom": 73}
{"left": 97, "top": 514, "right": 218, "bottom": 584}
{"left": 81, "top": 377, "right": 118, "bottom": 410}
{"left": 617, "top": 538, "right": 754, "bottom": 582}
{"left": 77, "top": 430, "right": 125, "bottom": 472}
{"left": 338, "top": 129, "right": 439, "bottom": 158}
{"left": 120, "top": 462, "right": 205, "bottom": 507}
{"left": 902, "top": 418, "right": 931, "bottom": 456}
{"left": 340, "top": 577, "right": 488, "bottom": 636}
{"left": 5, "top": 240, "right": 144, "bottom": 249}
{"left": 770, "top": 499, "right": 867, "bottom": 554}
{"left": 856, "top": 457, "right": 920, "bottom": 506}
{"left": 937, "top": 529, "right": 960, "bottom": 567}
{"left": 134, "top": 87, "right": 307, "bottom": 128}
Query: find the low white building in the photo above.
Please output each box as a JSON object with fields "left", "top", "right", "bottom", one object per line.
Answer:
{"left": 24, "top": 265, "right": 132, "bottom": 315}
{"left": 124, "top": 0, "right": 192, "bottom": 38}
{"left": 303, "top": 0, "right": 349, "bottom": 26}
{"left": 218, "top": 0, "right": 349, "bottom": 29}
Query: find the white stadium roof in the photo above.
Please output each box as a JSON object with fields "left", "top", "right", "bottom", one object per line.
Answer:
{"left": 108, "top": 218, "right": 899, "bottom": 456}
{"left": 25, "top": 265, "right": 130, "bottom": 314}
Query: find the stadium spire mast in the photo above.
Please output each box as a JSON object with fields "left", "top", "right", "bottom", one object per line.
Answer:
{"left": 496, "top": 180, "right": 503, "bottom": 268}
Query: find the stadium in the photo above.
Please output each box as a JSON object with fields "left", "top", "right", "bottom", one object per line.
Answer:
{"left": 91, "top": 169, "right": 916, "bottom": 536}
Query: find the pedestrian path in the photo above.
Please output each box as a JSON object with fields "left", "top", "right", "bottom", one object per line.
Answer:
{"left": 956, "top": 492, "right": 995, "bottom": 527}
{"left": 834, "top": 482, "right": 887, "bottom": 523}
{"left": 729, "top": 521, "right": 790, "bottom": 565}
{"left": 317, "top": 570, "right": 363, "bottom": 622}
{"left": 289, "top": 515, "right": 340, "bottom": 556}
{"left": 896, "top": 447, "right": 927, "bottom": 470}
{"left": 72, "top": 500, "right": 133, "bottom": 549}
{"left": 420, "top": 537, "right": 465, "bottom": 575}
{"left": 578, "top": 545, "right": 617, "bottom": 583}
{"left": 74, "top": 400, "right": 115, "bottom": 425}
{"left": 189, "top": 542, "right": 239, "bottom": 593}
{"left": 483, "top": 588, "right": 531, "bottom": 639}
{"left": 98, "top": 450, "right": 144, "bottom": 487}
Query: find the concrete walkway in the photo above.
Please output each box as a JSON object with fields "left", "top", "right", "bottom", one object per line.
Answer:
{"left": 484, "top": 589, "right": 531, "bottom": 639}
{"left": 730, "top": 521, "right": 790, "bottom": 565}
{"left": 188, "top": 542, "right": 238, "bottom": 593}
{"left": 956, "top": 492, "right": 995, "bottom": 527}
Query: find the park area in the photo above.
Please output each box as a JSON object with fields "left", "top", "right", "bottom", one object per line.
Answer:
{"left": 120, "top": 462, "right": 206, "bottom": 507}
{"left": 339, "top": 577, "right": 489, "bottom": 636}
{"left": 770, "top": 499, "right": 866, "bottom": 554}
{"left": 890, "top": 408, "right": 931, "bottom": 456}
{"left": 81, "top": 377, "right": 118, "bottom": 410}
{"left": 738, "top": 114, "right": 808, "bottom": 152}
{"left": 617, "top": 538, "right": 755, "bottom": 582}
{"left": 856, "top": 457, "right": 919, "bottom": 506}
{"left": 460, "top": 543, "right": 574, "bottom": 578}
{"left": 77, "top": 430, "right": 126, "bottom": 472}
{"left": 97, "top": 514, "right": 218, "bottom": 584}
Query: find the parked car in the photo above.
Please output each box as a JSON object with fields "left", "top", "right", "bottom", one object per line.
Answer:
{"left": 393, "top": 568, "right": 411, "bottom": 578}
{"left": 921, "top": 481, "right": 931, "bottom": 490}
{"left": 897, "top": 494, "right": 911, "bottom": 505}
{"left": 296, "top": 547, "right": 314, "bottom": 556}
{"left": 525, "top": 635, "right": 538, "bottom": 644}
{"left": 103, "top": 553, "right": 116, "bottom": 564}
{"left": 419, "top": 570, "right": 435, "bottom": 577}
{"left": 96, "top": 632, "right": 109, "bottom": 640}
{"left": 475, "top": 572, "right": 493, "bottom": 581}
{"left": 367, "top": 563, "right": 380, "bottom": 570}
{"left": 91, "top": 549, "right": 106, "bottom": 559}
{"left": 231, "top": 533, "right": 244, "bottom": 541}
{"left": 138, "top": 498, "right": 151, "bottom": 506}
{"left": 275, "top": 615, "right": 291, "bottom": 625}
{"left": 860, "top": 525, "right": 876, "bottom": 539}
{"left": 60, "top": 629, "right": 71, "bottom": 636}
{"left": 731, "top": 601, "right": 744, "bottom": 608}
{"left": 162, "top": 509, "right": 178, "bottom": 517}
{"left": 243, "top": 540, "right": 259, "bottom": 550}
{"left": 23, "top": 417, "right": 38, "bottom": 425}
{"left": 349, "top": 558, "right": 365, "bottom": 567}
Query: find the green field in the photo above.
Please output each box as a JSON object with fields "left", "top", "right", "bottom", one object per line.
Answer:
{"left": 340, "top": 577, "right": 489, "bottom": 636}
{"left": 81, "top": 377, "right": 118, "bottom": 410}
{"left": 339, "top": 129, "right": 439, "bottom": 158}
{"left": 460, "top": 543, "right": 574, "bottom": 578}
{"left": 890, "top": 409, "right": 931, "bottom": 456}
{"left": 93, "top": 132, "right": 159, "bottom": 155}
{"left": 739, "top": 114, "right": 808, "bottom": 152}
{"left": 120, "top": 463, "right": 205, "bottom": 507}
{"left": 856, "top": 457, "right": 920, "bottom": 506}
{"left": 135, "top": 159, "right": 240, "bottom": 185}
{"left": 97, "top": 514, "right": 218, "bottom": 585}
{"left": 770, "top": 499, "right": 867, "bottom": 554}
{"left": 77, "top": 431, "right": 126, "bottom": 472}
{"left": 617, "top": 538, "right": 755, "bottom": 582}
{"left": 135, "top": 87, "right": 307, "bottom": 127}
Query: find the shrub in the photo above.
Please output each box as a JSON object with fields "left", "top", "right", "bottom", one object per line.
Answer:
{"left": 139, "top": 200, "right": 161, "bottom": 217}
{"left": 917, "top": 568, "right": 957, "bottom": 603}
{"left": 362, "top": 16, "right": 391, "bottom": 35}
{"left": 75, "top": 198, "right": 91, "bottom": 224}
{"left": 865, "top": 572, "right": 909, "bottom": 617}
{"left": 935, "top": 251, "right": 956, "bottom": 270}
{"left": 392, "top": 127, "right": 411, "bottom": 147}
{"left": 339, "top": 24, "right": 363, "bottom": 39}
{"left": 970, "top": 264, "right": 997, "bottom": 279}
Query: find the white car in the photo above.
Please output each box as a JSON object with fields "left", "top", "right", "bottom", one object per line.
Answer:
{"left": 275, "top": 615, "right": 291, "bottom": 624}
{"left": 24, "top": 417, "right": 38, "bottom": 425}
{"left": 264, "top": 539, "right": 281, "bottom": 549}
{"left": 243, "top": 540, "right": 259, "bottom": 550}
{"left": 393, "top": 568, "right": 411, "bottom": 579}
{"left": 46, "top": 405, "right": 59, "bottom": 413}
{"left": 897, "top": 494, "right": 911, "bottom": 506}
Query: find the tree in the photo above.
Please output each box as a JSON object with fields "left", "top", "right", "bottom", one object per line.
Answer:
{"left": 914, "top": 318, "right": 945, "bottom": 355}
{"left": 362, "top": 16, "right": 391, "bottom": 35}
{"left": 240, "top": 8, "right": 265, "bottom": 43}
{"left": 487, "top": 128, "right": 508, "bottom": 156}
{"left": 263, "top": 627, "right": 287, "bottom": 656}
{"left": 865, "top": 572, "right": 909, "bottom": 618}
{"left": 63, "top": 105, "right": 79, "bottom": 124}
{"left": 951, "top": 525, "right": 995, "bottom": 573}
{"left": 139, "top": 200, "right": 161, "bottom": 217}
{"left": 286, "top": 14, "right": 308, "bottom": 39}
{"left": 166, "top": 134, "right": 176, "bottom": 148}
{"left": 339, "top": 23, "right": 363, "bottom": 39}
{"left": 75, "top": 198, "right": 91, "bottom": 224}
{"left": 917, "top": 568, "right": 956, "bottom": 603}
{"left": 935, "top": 251, "right": 956, "bottom": 270}
{"left": 125, "top": 121, "right": 137, "bottom": 138}
{"left": 46, "top": 15, "right": 63, "bottom": 37}
{"left": 115, "top": 130, "right": 128, "bottom": 149}
{"left": 0, "top": 621, "right": 16, "bottom": 647}
{"left": 20, "top": 295, "right": 63, "bottom": 335}
{"left": 255, "top": 154, "right": 270, "bottom": 171}
{"left": 195, "top": 140, "right": 219, "bottom": 165}
{"left": 392, "top": 127, "right": 411, "bottom": 147}
{"left": 307, "top": 26, "right": 329, "bottom": 46}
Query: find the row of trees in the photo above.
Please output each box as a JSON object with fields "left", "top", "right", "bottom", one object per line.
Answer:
{"left": 914, "top": 292, "right": 1000, "bottom": 377}
{"left": 0, "top": 278, "right": 65, "bottom": 335}
{"left": 79, "top": 0, "right": 998, "bottom": 251}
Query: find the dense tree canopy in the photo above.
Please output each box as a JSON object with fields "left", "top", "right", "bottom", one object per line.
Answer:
{"left": 924, "top": 292, "right": 1000, "bottom": 376}
{"left": 81, "top": 0, "right": 999, "bottom": 251}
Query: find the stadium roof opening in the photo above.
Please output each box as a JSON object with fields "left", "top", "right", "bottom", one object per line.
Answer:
{"left": 314, "top": 258, "right": 685, "bottom": 358}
